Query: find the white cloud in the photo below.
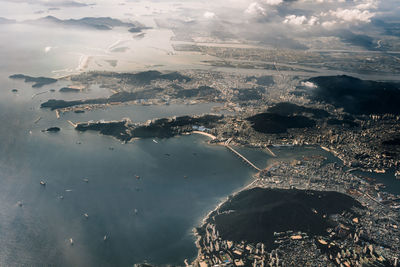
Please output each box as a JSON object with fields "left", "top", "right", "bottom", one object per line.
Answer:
{"left": 203, "top": 11, "right": 216, "bottom": 19}
{"left": 283, "top": 15, "right": 319, "bottom": 25}
{"left": 330, "top": 8, "right": 375, "bottom": 23}
{"left": 44, "top": 46, "right": 52, "bottom": 53}
{"left": 321, "top": 20, "right": 337, "bottom": 28}
{"left": 307, "top": 16, "right": 320, "bottom": 25}
{"left": 245, "top": 2, "right": 267, "bottom": 16}
{"left": 284, "top": 15, "right": 308, "bottom": 25}
{"left": 356, "top": 1, "right": 378, "bottom": 10}
{"left": 262, "top": 0, "right": 283, "bottom": 6}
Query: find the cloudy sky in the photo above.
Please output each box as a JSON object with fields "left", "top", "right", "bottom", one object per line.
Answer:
{"left": 0, "top": 0, "right": 399, "bottom": 50}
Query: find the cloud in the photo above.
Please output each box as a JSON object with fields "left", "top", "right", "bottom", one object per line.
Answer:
{"left": 245, "top": 2, "right": 267, "bottom": 16}
{"left": 283, "top": 15, "right": 319, "bottom": 25}
{"left": 203, "top": 11, "right": 216, "bottom": 19}
{"left": 356, "top": 0, "right": 378, "bottom": 10}
{"left": 330, "top": 8, "right": 375, "bottom": 23}
{"left": 307, "top": 16, "right": 319, "bottom": 25}
{"left": 262, "top": 0, "right": 283, "bottom": 6}
{"left": 321, "top": 20, "right": 337, "bottom": 28}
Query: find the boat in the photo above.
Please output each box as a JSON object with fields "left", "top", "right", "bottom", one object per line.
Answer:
{"left": 69, "top": 238, "right": 74, "bottom": 245}
{"left": 152, "top": 139, "right": 158, "bottom": 144}
{"left": 103, "top": 235, "right": 108, "bottom": 241}
{"left": 134, "top": 209, "right": 138, "bottom": 215}
{"left": 83, "top": 213, "right": 89, "bottom": 219}
{"left": 40, "top": 180, "right": 46, "bottom": 186}
{"left": 135, "top": 175, "right": 140, "bottom": 179}
{"left": 83, "top": 178, "right": 89, "bottom": 183}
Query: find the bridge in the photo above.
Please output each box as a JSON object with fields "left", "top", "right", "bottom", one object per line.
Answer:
{"left": 224, "top": 138, "right": 261, "bottom": 172}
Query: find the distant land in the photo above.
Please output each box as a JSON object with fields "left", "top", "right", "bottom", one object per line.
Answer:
{"left": 28, "top": 16, "right": 146, "bottom": 31}
{"left": 9, "top": 74, "right": 57, "bottom": 88}
{"left": 0, "top": 16, "right": 146, "bottom": 32}
{"left": 306, "top": 75, "right": 400, "bottom": 115}
{"left": 0, "top": 17, "right": 16, "bottom": 24}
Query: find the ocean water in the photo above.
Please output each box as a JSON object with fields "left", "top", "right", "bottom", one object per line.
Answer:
{"left": 0, "top": 68, "right": 261, "bottom": 266}
{"left": 0, "top": 22, "right": 266, "bottom": 266}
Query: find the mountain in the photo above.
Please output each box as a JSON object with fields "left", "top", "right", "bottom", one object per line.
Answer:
{"left": 0, "top": 17, "right": 16, "bottom": 24}
{"left": 29, "top": 16, "right": 144, "bottom": 31}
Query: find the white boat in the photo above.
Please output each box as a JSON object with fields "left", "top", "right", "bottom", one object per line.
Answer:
{"left": 40, "top": 180, "right": 46, "bottom": 186}
{"left": 83, "top": 213, "right": 89, "bottom": 219}
{"left": 152, "top": 139, "right": 158, "bottom": 144}
{"left": 103, "top": 235, "right": 108, "bottom": 241}
{"left": 69, "top": 238, "right": 74, "bottom": 245}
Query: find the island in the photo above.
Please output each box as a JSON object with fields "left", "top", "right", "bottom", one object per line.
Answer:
{"left": 44, "top": 127, "right": 60, "bottom": 132}
{"left": 59, "top": 87, "right": 81, "bottom": 93}
{"left": 74, "top": 114, "right": 223, "bottom": 142}
{"left": 9, "top": 74, "right": 57, "bottom": 88}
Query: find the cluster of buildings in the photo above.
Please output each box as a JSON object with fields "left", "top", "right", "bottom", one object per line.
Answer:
{"left": 193, "top": 156, "right": 399, "bottom": 266}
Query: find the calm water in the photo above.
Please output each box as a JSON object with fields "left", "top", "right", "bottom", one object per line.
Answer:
{"left": 0, "top": 74, "right": 266, "bottom": 266}
{"left": 1, "top": 16, "right": 399, "bottom": 267}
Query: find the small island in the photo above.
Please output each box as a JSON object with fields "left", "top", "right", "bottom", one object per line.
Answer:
{"left": 59, "top": 87, "right": 81, "bottom": 93}
{"left": 44, "top": 127, "right": 61, "bottom": 132}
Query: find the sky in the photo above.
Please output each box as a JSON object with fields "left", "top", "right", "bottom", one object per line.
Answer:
{"left": 0, "top": 0, "right": 399, "bottom": 51}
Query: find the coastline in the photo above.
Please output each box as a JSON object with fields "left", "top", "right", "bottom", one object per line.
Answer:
{"left": 190, "top": 131, "right": 264, "bottom": 265}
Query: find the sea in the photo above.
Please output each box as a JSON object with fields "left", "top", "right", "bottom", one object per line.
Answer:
{"left": 0, "top": 10, "right": 400, "bottom": 267}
